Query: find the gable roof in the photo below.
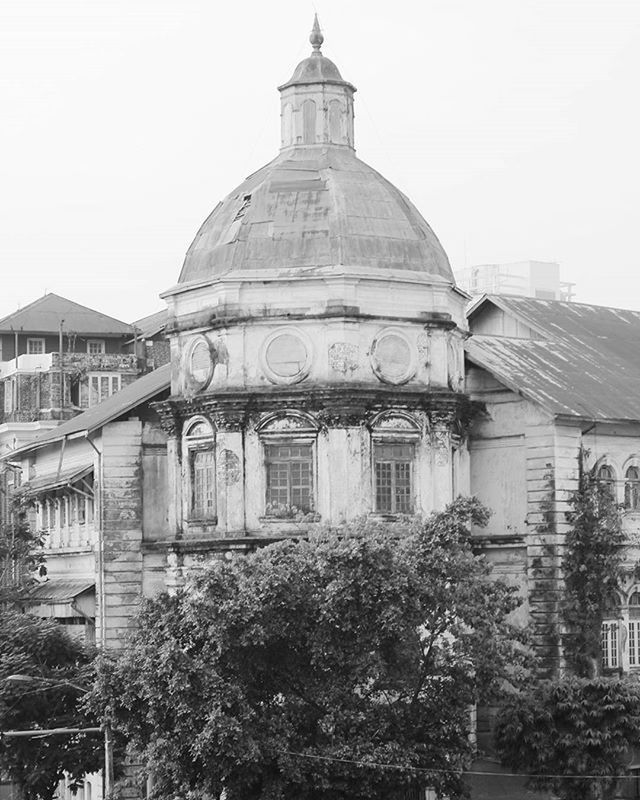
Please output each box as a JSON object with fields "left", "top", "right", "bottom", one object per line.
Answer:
{"left": 5, "top": 363, "right": 171, "bottom": 458}
{"left": 132, "top": 308, "right": 167, "bottom": 339}
{"left": 0, "top": 293, "right": 133, "bottom": 336}
{"left": 466, "top": 295, "right": 640, "bottom": 423}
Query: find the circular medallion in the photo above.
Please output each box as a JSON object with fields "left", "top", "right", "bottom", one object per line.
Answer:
{"left": 371, "top": 330, "right": 415, "bottom": 384}
{"left": 261, "top": 329, "right": 312, "bottom": 384}
{"left": 186, "top": 336, "right": 214, "bottom": 392}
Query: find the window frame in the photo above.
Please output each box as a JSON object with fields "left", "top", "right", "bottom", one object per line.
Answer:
{"left": 87, "top": 339, "right": 106, "bottom": 355}
{"left": 27, "top": 337, "right": 45, "bottom": 355}
{"left": 624, "top": 464, "right": 640, "bottom": 512}
{"left": 256, "top": 412, "right": 320, "bottom": 521}
{"left": 264, "top": 440, "right": 315, "bottom": 518}
{"left": 373, "top": 441, "right": 415, "bottom": 515}
{"left": 369, "top": 411, "right": 421, "bottom": 518}
{"left": 182, "top": 416, "right": 216, "bottom": 524}
{"left": 86, "top": 373, "right": 122, "bottom": 407}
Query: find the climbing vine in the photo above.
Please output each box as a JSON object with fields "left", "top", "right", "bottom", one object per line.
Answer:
{"left": 561, "top": 448, "right": 625, "bottom": 675}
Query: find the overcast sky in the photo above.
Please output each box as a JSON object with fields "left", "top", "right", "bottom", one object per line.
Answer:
{"left": 1, "top": 0, "right": 639, "bottom": 323}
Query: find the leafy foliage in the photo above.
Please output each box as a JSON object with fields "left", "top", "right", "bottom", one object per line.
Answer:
{"left": 0, "top": 611, "right": 103, "bottom": 800}
{"left": 0, "top": 497, "right": 45, "bottom": 606}
{"left": 496, "top": 452, "right": 631, "bottom": 800}
{"left": 561, "top": 457, "right": 625, "bottom": 676}
{"left": 92, "top": 497, "right": 530, "bottom": 800}
{"left": 495, "top": 677, "right": 640, "bottom": 800}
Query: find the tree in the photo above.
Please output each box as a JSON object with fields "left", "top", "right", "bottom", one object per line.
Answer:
{"left": 92, "top": 498, "right": 530, "bottom": 800}
{"left": 0, "top": 496, "right": 45, "bottom": 607}
{"left": 0, "top": 611, "right": 103, "bottom": 800}
{"left": 495, "top": 457, "right": 632, "bottom": 800}
{"left": 495, "top": 677, "right": 640, "bottom": 800}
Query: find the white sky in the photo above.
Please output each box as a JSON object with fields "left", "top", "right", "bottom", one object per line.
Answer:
{"left": 1, "top": 0, "right": 639, "bottom": 323}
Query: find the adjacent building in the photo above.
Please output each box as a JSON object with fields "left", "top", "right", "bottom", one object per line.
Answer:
{"left": 456, "top": 260, "right": 575, "bottom": 301}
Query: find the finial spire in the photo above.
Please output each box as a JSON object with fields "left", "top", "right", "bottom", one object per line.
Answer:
{"left": 310, "top": 13, "right": 324, "bottom": 53}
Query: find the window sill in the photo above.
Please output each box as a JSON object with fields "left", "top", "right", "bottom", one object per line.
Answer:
{"left": 185, "top": 518, "right": 218, "bottom": 532}
{"left": 259, "top": 514, "right": 320, "bottom": 526}
{"left": 368, "top": 512, "right": 416, "bottom": 522}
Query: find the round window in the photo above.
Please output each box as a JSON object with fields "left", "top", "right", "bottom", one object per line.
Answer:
{"left": 187, "top": 337, "right": 214, "bottom": 390}
{"left": 371, "top": 332, "right": 414, "bottom": 384}
{"left": 265, "top": 334, "right": 308, "bottom": 378}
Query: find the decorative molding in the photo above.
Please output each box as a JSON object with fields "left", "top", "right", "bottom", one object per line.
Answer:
{"left": 256, "top": 410, "right": 320, "bottom": 433}
{"left": 328, "top": 342, "right": 359, "bottom": 374}
{"left": 219, "top": 449, "right": 241, "bottom": 485}
{"left": 154, "top": 402, "right": 182, "bottom": 438}
{"left": 369, "top": 409, "right": 421, "bottom": 432}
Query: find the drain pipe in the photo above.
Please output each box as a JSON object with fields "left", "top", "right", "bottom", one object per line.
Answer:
{"left": 84, "top": 433, "right": 105, "bottom": 648}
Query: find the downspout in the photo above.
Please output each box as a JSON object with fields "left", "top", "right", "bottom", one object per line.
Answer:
{"left": 85, "top": 433, "right": 105, "bottom": 648}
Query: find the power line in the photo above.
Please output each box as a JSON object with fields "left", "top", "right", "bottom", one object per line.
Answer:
{"left": 283, "top": 749, "right": 639, "bottom": 782}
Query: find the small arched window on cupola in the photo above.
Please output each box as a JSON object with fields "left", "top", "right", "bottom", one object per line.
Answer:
{"left": 625, "top": 466, "right": 640, "bottom": 511}
{"left": 302, "top": 99, "right": 316, "bottom": 144}
{"left": 183, "top": 417, "right": 216, "bottom": 522}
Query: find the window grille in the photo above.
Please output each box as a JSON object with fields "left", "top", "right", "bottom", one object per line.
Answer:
{"left": 192, "top": 450, "right": 216, "bottom": 519}
{"left": 87, "top": 340, "right": 105, "bottom": 355}
{"left": 374, "top": 443, "right": 414, "bottom": 514}
{"left": 630, "top": 621, "right": 640, "bottom": 667}
{"left": 184, "top": 418, "right": 216, "bottom": 521}
{"left": 625, "top": 466, "right": 640, "bottom": 510}
{"left": 88, "top": 374, "right": 121, "bottom": 406}
{"left": 596, "top": 464, "right": 616, "bottom": 500}
{"left": 601, "top": 621, "right": 619, "bottom": 669}
{"left": 27, "top": 338, "right": 45, "bottom": 354}
{"left": 265, "top": 444, "right": 313, "bottom": 513}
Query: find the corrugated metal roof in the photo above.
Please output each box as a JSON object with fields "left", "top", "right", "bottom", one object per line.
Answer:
{"left": 18, "top": 464, "right": 93, "bottom": 497}
{"left": 0, "top": 293, "right": 133, "bottom": 336}
{"left": 132, "top": 308, "right": 167, "bottom": 339}
{"left": 6, "top": 363, "right": 171, "bottom": 458}
{"left": 178, "top": 146, "right": 453, "bottom": 284}
{"left": 466, "top": 333, "right": 640, "bottom": 422}
{"left": 27, "top": 578, "right": 94, "bottom": 603}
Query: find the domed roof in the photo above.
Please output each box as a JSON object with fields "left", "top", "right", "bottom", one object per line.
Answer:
{"left": 178, "top": 147, "right": 454, "bottom": 284}
{"left": 280, "top": 52, "right": 351, "bottom": 89}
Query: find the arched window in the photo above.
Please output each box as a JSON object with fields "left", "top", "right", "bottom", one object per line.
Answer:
{"left": 601, "top": 591, "right": 621, "bottom": 670}
{"left": 596, "top": 463, "right": 616, "bottom": 501}
{"left": 370, "top": 412, "right": 421, "bottom": 516}
{"left": 328, "top": 99, "right": 342, "bottom": 143}
{"left": 625, "top": 466, "right": 640, "bottom": 511}
{"left": 183, "top": 418, "right": 216, "bottom": 522}
{"left": 302, "top": 100, "right": 316, "bottom": 145}
{"left": 257, "top": 412, "right": 319, "bottom": 520}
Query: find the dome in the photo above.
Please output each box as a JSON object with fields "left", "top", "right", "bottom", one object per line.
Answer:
{"left": 279, "top": 53, "right": 353, "bottom": 89}
{"left": 178, "top": 146, "right": 454, "bottom": 284}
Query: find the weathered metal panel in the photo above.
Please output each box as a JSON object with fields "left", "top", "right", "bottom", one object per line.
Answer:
{"left": 178, "top": 147, "right": 453, "bottom": 283}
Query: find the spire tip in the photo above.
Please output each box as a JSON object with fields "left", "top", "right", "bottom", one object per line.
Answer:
{"left": 310, "top": 13, "right": 324, "bottom": 52}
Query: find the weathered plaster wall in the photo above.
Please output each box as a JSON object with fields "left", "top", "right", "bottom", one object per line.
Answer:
{"left": 98, "top": 421, "right": 144, "bottom": 650}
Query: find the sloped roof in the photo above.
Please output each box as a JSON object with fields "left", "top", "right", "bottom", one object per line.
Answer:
{"left": 0, "top": 293, "right": 133, "bottom": 336}
{"left": 18, "top": 464, "right": 93, "bottom": 497}
{"left": 466, "top": 295, "right": 640, "bottom": 422}
{"left": 6, "top": 363, "right": 171, "bottom": 457}
{"left": 27, "top": 578, "right": 94, "bottom": 603}
{"left": 132, "top": 308, "right": 167, "bottom": 339}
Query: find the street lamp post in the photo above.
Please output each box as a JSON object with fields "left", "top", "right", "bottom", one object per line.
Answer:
{"left": 3, "top": 674, "right": 113, "bottom": 797}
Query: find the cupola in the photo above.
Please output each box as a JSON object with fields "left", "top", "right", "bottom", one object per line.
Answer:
{"left": 278, "top": 15, "right": 356, "bottom": 150}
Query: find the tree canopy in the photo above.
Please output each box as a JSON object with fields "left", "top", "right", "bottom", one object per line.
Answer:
{"left": 0, "top": 611, "right": 103, "bottom": 800}
{"left": 93, "top": 498, "right": 530, "bottom": 800}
